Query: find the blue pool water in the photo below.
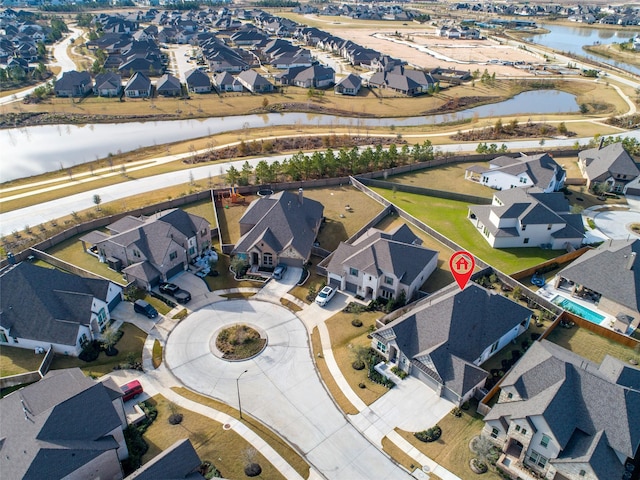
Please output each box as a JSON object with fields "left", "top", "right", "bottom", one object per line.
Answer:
{"left": 552, "top": 296, "right": 606, "bottom": 325}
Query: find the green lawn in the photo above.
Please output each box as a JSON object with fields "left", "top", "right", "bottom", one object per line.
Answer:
{"left": 545, "top": 325, "right": 640, "bottom": 365}
{"left": 49, "top": 323, "right": 145, "bottom": 377}
{"left": 183, "top": 198, "right": 218, "bottom": 228}
{"left": 371, "top": 188, "right": 561, "bottom": 274}
{"left": 0, "top": 345, "right": 44, "bottom": 377}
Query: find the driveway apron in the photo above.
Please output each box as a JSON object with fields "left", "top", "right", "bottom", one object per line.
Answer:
{"left": 165, "top": 299, "right": 411, "bottom": 480}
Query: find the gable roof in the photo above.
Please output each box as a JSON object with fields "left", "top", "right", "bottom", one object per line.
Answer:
{"left": 471, "top": 153, "right": 566, "bottom": 190}
{"left": 579, "top": 142, "right": 640, "bottom": 182}
{"left": 156, "top": 73, "right": 181, "bottom": 92}
{"left": 327, "top": 224, "right": 436, "bottom": 285}
{"left": 486, "top": 341, "right": 640, "bottom": 469}
{"left": 558, "top": 239, "right": 640, "bottom": 313}
{"left": 125, "top": 71, "right": 151, "bottom": 90}
{"left": 336, "top": 73, "right": 362, "bottom": 90}
{"left": 0, "top": 263, "right": 114, "bottom": 346}
{"left": 185, "top": 68, "right": 211, "bottom": 88}
{"left": 126, "top": 439, "right": 204, "bottom": 480}
{"left": 232, "top": 190, "right": 323, "bottom": 260}
{"left": 375, "top": 284, "right": 532, "bottom": 396}
{"left": 0, "top": 368, "right": 124, "bottom": 479}
{"left": 94, "top": 72, "right": 122, "bottom": 91}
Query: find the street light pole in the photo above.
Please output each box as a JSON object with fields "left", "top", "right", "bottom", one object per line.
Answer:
{"left": 236, "top": 369, "right": 248, "bottom": 419}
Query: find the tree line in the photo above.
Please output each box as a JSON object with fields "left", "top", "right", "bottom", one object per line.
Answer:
{"left": 224, "top": 141, "right": 436, "bottom": 186}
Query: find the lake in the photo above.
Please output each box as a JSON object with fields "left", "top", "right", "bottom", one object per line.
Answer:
{"left": 0, "top": 90, "right": 578, "bottom": 182}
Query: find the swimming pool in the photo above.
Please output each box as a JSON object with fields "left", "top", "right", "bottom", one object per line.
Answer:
{"left": 552, "top": 295, "right": 606, "bottom": 325}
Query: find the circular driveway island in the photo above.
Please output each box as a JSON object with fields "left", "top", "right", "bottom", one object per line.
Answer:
{"left": 593, "top": 209, "right": 640, "bottom": 240}
{"left": 165, "top": 299, "right": 411, "bottom": 480}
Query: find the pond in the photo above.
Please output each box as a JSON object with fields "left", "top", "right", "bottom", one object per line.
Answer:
{"left": 0, "top": 90, "right": 578, "bottom": 181}
{"left": 523, "top": 24, "right": 640, "bottom": 75}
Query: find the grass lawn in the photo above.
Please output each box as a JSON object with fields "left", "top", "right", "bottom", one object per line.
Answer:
{"left": 46, "top": 232, "right": 127, "bottom": 284}
{"left": 371, "top": 188, "right": 561, "bottom": 274}
{"left": 182, "top": 197, "right": 218, "bottom": 228}
{"left": 381, "top": 437, "right": 421, "bottom": 473}
{"left": 545, "top": 325, "right": 640, "bottom": 365}
{"left": 202, "top": 253, "right": 260, "bottom": 291}
{"left": 289, "top": 267, "right": 326, "bottom": 304}
{"left": 142, "top": 395, "right": 288, "bottom": 480}
{"left": 310, "top": 327, "right": 359, "bottom": 415}
{"left": 0, "top": 346, "right": 45, "bottom": 377}
{"left": 170, "top": 387, "right": 310, "bottom": 479}
{"left": 326, "top": 310, "right": 391, "bottom": 406}
{"left": 49, "top": 323, "right": 145, "bottom": 377}
{"left": 395, "top": 400, "right": 503, "bottom": 480}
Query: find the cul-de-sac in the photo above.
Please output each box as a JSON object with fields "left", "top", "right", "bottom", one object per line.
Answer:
{"left": 1, "top": 1, "right": 640, "bottom": 479}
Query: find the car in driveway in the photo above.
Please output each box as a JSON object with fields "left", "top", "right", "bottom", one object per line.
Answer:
{"left": 315, "top": 285, "right": 336, "bottom": 307}
{"left": 159, "top": 282, "right": 191, "bottom": 304}
{"left": 273, "top": 264, "right": 287, "bottom": 280}
{"left": 133, "top": 299, "right": 158, "bottom": 318}
{"left": 120, "top": 380, "right": 143, "bottom": 401}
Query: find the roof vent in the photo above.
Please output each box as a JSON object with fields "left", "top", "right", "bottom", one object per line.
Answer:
{"left": 626, "top": 252, "right": 637, "bottom": 271}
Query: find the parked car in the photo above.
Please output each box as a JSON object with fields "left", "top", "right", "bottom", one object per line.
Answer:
{"left": 121, "top": 380, "right": 143, "bottom": 401}
{"left": 159, "top": 282, "right": 191, "bottom": 304}
{"left": 273, "top": 264, "right": 287, "bottom": 280}
{"left": 315, "top": 285, "right": 336, "bottom": 307}
{"left": 133, "top": 299, "right": 158, "bottom": 318}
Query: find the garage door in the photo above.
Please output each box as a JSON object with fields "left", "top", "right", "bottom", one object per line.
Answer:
{"left": 345, "top": 281, "right": 358, "bottom": 294}
{"left": 166, "top": 263, "right": 184, "bottom": 280}
{"left": 107, "top": 294, "right": 122, "bottom": 311}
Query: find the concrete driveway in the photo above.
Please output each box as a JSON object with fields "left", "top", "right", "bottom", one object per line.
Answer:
{"left": 165, "top": 299, "right": 411, "bottom": 480}
{"left": 593, "top": 209, "right": 640, "bottom": 240}
{"left": 253, "top": 266, "right": 302, "bottom": 301}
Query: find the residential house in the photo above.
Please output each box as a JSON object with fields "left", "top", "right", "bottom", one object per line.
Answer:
{"left": 213, "top": 71, "right": 243, "bottom": 92}
{"left": 372, "top": 283, "right": 532, "bottom": 405}
{"left": 232, "top": 189, "right": 324, "bottom": 269}
{"left": 0, "top": 262, "right": 123, "bottom": 356}
{"left": 185, "top": 68, "right": 212, "bottom": 93}
{"left": 54, "top": 70, "right": 93, "bottom": 97}
{"left": 334, "top": 73, "right": 362, "bottom": 95}
{"left": 464, "top": 153, "right": 566, "bottom": 193}
{"left": 155, "top": 73, "right": 182, "bottom": 96}
{"left": 94, "top": 72, "right": 122, "bottom": 97}
{"left": 124, "top": 71, "right": 152, "bottom": 98}
{"left": 86, "top": 209, "right": 211, "bottom": 289}
{"left": 0, "top": 368, "right": 129, "bottom": 479}
{"left": 275, "top": 64, "right": 335, "bottom": 89}
{"left": 468, "top": 187, "right": 584, "bottom": 249}
{"left": 484, "top": 340, "right": 640, "bottom": 480}
{"left": 237, "top": 69, "right": 273, "bottom": 93}
{"left": 323, "top": 224, "right": 438, "bottom": 302}
{"left": 552, "top": 239, "right": 640, "bottom": 335}
{"left": 369, "top": 66, "right": 435, "bottom": 96}
{"left": 126, "top": 439, "right": 204, "bottom": 480}
{"left": 578, "top": 142, "right": 640, "bottom": 194}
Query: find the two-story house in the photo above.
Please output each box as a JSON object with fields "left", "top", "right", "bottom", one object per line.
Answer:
{"left": 468, "top": 187, "right": 584, "bottom": 249}
{"left": 371, "top": 283, "right": 532, "bottom": 405}
{"left": 0, "top": 262, "right": 123, "bottom": 356}
{"left": 465, "top": 153, "right": 566, "bottom": 193}
{"left": 85, "top": 209, "right": 211, "bottom": 289}
{"left": 484, "top": 340, "right": 640, "bottom": 480}
{"left": 232, "top": 189, "right": 324, "bottom": 269}
{"left": 0, "top": 368, "right": 129, "bottom": 479}
{"left": 323, "top": 224, "right": 438, "bottom": 302}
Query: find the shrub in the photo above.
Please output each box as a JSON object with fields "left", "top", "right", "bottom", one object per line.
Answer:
{"left": 391, "top": 366, "right": 408, "bottom": 379}
{"left": 451, "top": 407, "right": 462, "bottom": 417}
{"left": 352, "top": 360, "right": 366, "bottom": 370}
{"left": 244, "top": 463, "right": 262, "bottom": 477}
{"left": 79, "top": 340, "right": 101, "bottom": 362}
{"left": 168, "top": 413, "right": 183, "bottom": 425}
{"left": 198, "top": 461, "right": 222, "bottom": 479}
{"left": 415, "top": 425, "right": 442, "bottom": 442}
{"left": 351, "top": 318, "right": 363, "bottom": 327}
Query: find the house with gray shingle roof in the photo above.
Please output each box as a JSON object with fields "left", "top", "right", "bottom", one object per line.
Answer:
{"left": 155, "top": 72, "right": 182, "bottom": 96}
{"left": 237, "top": 69, "right": 273, "bottom": 93}
{"left": 88, "top": 209, "right": 211, "bottom": 289}
{"left": 124, "top": 71, "right": 152, "bottom": 98}
{"left": 125, "top": 439, "right": 204, "bottom": 480}
{"left": 275, "top": 64, "right": 335, "bottom": 88}
{"left": 54, "top": 70, "right": 93, "bottom": 97}
{"left": 232, "top": 189, "right": 323, "bottom": 269}
{"left": 578, "top": 142, "right": 640, "bottom": 194}
{"left": 372, "top": 283, "right": 532, "bottom": 405}
{"left": 94, "top": 72, "right": 122, "bottom": 97}
{"left": 334, "top": 73, "right": 362, "bottom": 95}
{"left": 213, "top": 71, "right": 243, "bottom": 92}
{"left": 552, "top": 239, "right": 640, "bottom": 334}
{"left": 322, "top": 224, "right": 437, "bottom": 302}
{"left": 185, "top": 68, "right": 211, "bottom": 93}
{"left": 484, "top": 340, "right": 640, "bottom": 480}
{"left": 465, "top": 152, "right": 566, "bottom": 193}
{"left": 0, "top": 368, "right": 128, "bottom": 479}
{"left": 0, "top": 262, "right": 123, "bottom": 356}
{"left": 468, "top": 187, "right": 584, "bottom": 249}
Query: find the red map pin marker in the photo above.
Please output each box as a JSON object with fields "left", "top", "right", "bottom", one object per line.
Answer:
{"left": 449, "top": 251, "right": 475, "bottom": 290}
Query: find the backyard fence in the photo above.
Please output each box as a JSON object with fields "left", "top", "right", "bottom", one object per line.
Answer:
{"left": 510, "top": 246, "right": 592, "bottom": 281}
{"left": 0, "top": 345, "right": 53, "bottom": 390}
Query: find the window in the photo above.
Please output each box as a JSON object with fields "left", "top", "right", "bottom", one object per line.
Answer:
{"left": 523, "top": 238, "right": 530, "bottom": 244}
{"left": 490, "top": 428, "right": 499, "bottom": 439}
{"left": 528, "top": 451, "right": 547, "bottom": 469}
{"left": 507, "top": 392, "right": 513, "bottom": 399}
{"left": 483, "top": 226, "right": 489, "bottom": 237}
{"left": 97, "top": 308, "right": 107, "bottom": 327}
{"left": 515, "top": 425, "right": 521, "bottom": 431}
{"left": 188, "top": 246, "right": 196, "bottom": 255}
{"left": 201, "top": 229, "right": 207, "bottom": 237}
{"left": 540, "top": 434, "right": 550, "bottom": 448}
{"left": 381, "top": 290, "right": 393, "bottom": 299}
{"left": 547, "top": 224, "right": 552, "bottom": 230}
{"left": 0, "top": 331, "right": 7, "bottom": 343}
{"left": 521, "top": 428, "right": 527, "bottom": 435}
{"left": 263, "top": 253, "right": 273, "bottom": 266}
{"left": 521, "top": 224, "right": 527, "bottom": 231}
{"left": 169, "top": 251, "right": 178, "bottom": 261}
{"left": 520, "top": 177, "right": 527, "bottom": 183}
{"left": 78, "top": 333, "right": 88, "bottom": 346}
{"left": 133, "top": 250, "right": 140, "bottom": 258}
{"left": 376, "top": 341, "right": 387, "bottom": 353}
{"left": 579, "top": 470, "right": 586, "bottom": 477}
{"left": 349, "top": 267, "right": 358, "bottom": 276}
{"left": 490, "top": 340, "right": 499, "bottom": 353}
{"left": 384, "top": 276, "right": 393, "bottom": 285}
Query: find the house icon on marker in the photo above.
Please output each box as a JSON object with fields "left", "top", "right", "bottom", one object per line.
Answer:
{"left": 455, "top": 256, "right": 470, "bottom": 272}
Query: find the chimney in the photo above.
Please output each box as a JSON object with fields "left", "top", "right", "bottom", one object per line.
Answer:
{"left": 626, "top": 252, "right": 637, "bottom": 270}
{"left": 298, "top": 188, "right": 303, "bottom": 205}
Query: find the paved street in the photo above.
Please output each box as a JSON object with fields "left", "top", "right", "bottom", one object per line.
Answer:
{"left": 165, "top": 299, "right": 412, "bottom": 480}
